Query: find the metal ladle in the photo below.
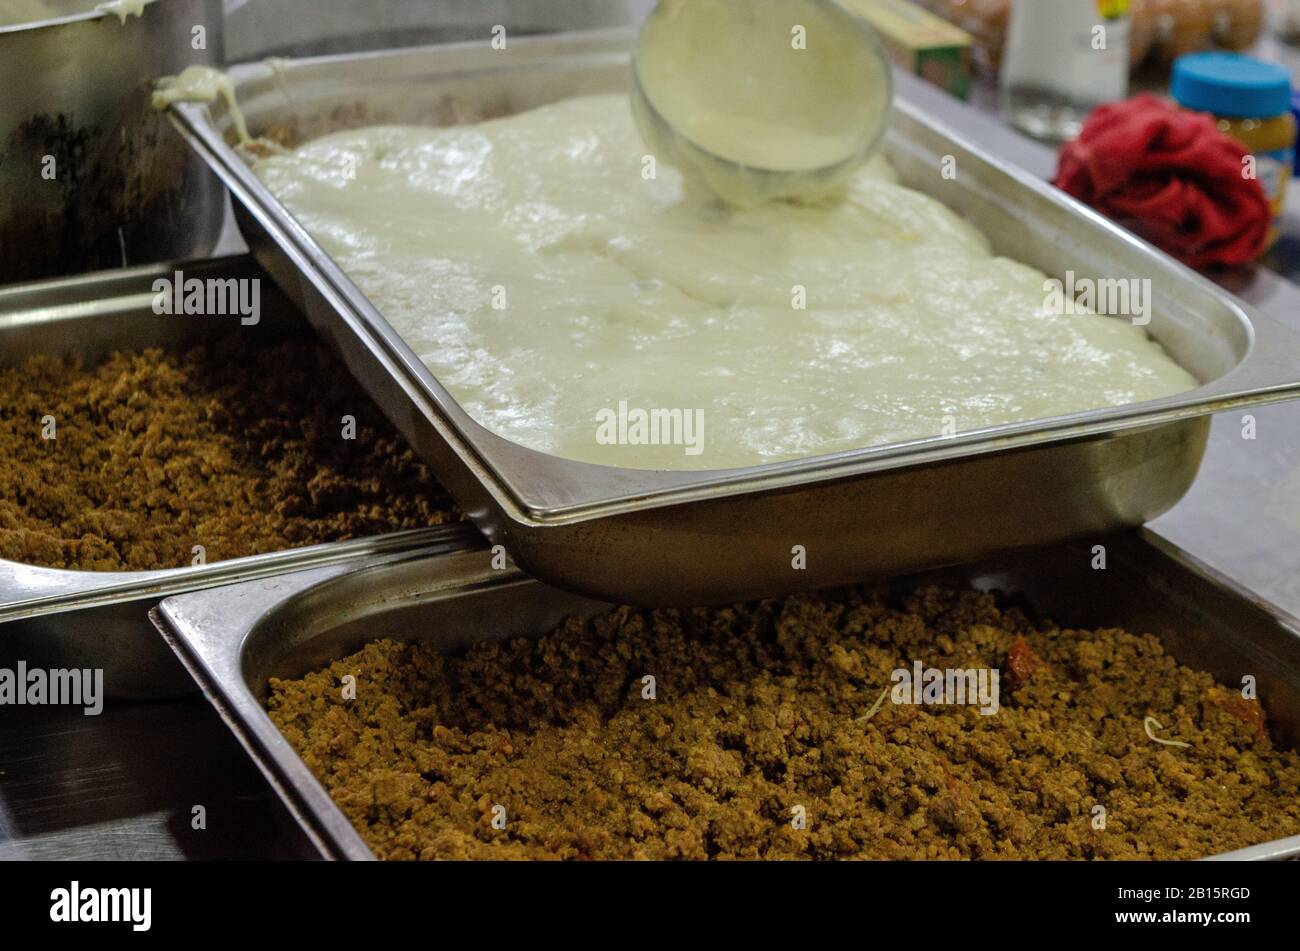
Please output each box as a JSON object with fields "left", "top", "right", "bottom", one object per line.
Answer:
{"left": 631, "top": 0, "right": 893, "bottom": 208}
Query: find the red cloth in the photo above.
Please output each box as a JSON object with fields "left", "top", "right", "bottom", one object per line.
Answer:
{"left": 1053, "top": 94, "right": 1271, "bottom": 269}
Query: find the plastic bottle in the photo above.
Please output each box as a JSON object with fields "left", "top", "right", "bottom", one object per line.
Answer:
{"left": 1172, "top": 51, "right": 1297, "bottom": 249}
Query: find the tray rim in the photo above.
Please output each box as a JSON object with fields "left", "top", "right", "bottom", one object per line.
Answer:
{"left": 165, "top": 31, "right": 1300, "bottom": 528}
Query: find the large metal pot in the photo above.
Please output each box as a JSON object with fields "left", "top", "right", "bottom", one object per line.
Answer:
{"left": 0, "top": 0, "right": 224, "bottom": 283}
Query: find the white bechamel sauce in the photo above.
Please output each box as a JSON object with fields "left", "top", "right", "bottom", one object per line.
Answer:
{"left": 253, "top": 94, "right": 1197, "bottom": 471}
{"left": 152, "top": 66, "right": 252, "bottom": 146}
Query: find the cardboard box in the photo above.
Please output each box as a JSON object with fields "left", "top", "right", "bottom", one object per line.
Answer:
{"left": 843, "top": 0, "right": 974, "bottom": 100}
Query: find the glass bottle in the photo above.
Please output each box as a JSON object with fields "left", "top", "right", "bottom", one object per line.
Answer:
{"left": 1000, "top": 0, "right": 1131, "bottom": 141}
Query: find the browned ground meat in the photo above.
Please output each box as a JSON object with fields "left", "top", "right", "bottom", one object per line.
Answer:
{"left": 266, "top": 583, "right": 1300, "bottom": 860}
{"left": 0, "top": 335, "right": 458, "bottom": 570}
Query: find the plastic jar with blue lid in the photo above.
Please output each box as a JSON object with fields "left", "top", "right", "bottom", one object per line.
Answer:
{"left": 1172, "top": 52, "right": 1296, "bottom": 247}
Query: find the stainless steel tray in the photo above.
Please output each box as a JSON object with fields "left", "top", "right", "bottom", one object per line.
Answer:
{"left": 152, "top": 529, "right": 1300, "bottom": 861}
{"left": 0, "top": 256, "right": 482, "bottom": 697}
{"left": 166, "top": 31, "right": 1300, "bottom": 605}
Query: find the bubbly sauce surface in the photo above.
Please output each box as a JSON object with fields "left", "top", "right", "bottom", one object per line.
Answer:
{"left": 253, "top": 94, "right": 1196, "bottom": 471}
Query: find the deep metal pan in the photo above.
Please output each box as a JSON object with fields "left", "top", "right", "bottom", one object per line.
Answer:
{"left": 0, "top": 256, "right": 482, "bottom": 697}
{"left": 165, "top": 31, "right": 1300, "bottom": 605}
{"left": 152, "top": 529, "right": 1300, "bottom": 861}
{"left": 0, "top": 0, "right": 225, "bottom": 283}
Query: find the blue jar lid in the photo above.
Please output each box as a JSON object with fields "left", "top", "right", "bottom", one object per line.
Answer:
{"left": 1171, "top": 52, "right": 1293, "bottom": 119}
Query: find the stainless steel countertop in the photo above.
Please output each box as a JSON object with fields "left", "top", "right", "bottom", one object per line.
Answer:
{"left": 0, "top": 696, "right": 286, "bottom": 860}
{"left": 6, "top": 28, "right": 1300, "bottom": 862}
